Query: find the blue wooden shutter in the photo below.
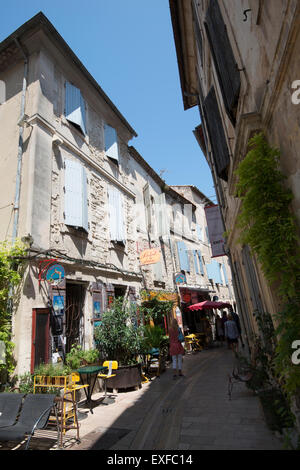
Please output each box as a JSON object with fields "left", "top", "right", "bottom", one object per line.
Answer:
{"left": 104, "top": 124, "right": 119, "bottom": 163}
{"left": 177, "top": 241, "right": 190, "bottom": 272}
{"left": 81, "top": 166, "right": 88, "bottom": 232}
{"left": 65, "top": 82, "right": 86, "bottom": 134}
{"left": 206, "top": 260, "right": 222, "bottom": 284}
{"left": 64, "top": 159, "right": 88, "bottom": 231}
{"left": 197, "top": 250, "right": 205, "bottom": 275}
{"left": 196, "top": 224, "right": 203, "bottom": 242}
{"left": 193, "top": 250, "right": 200, "bottom": 274}
{"left": 108, "top": 187, "right": 125, "bottom": 243}
{"left": 155, "top": 193, "right": 170, "bottom": 238}
{"left": 222, "top": 264, "right": 229, "bottom": 285}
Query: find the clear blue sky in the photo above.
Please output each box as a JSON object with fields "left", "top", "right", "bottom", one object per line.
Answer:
{"left": 0, "top": 0, "right": 216, "bottom": 201}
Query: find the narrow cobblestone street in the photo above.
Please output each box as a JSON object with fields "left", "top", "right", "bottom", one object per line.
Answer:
{"left": 66, "top": 347, "right": 282, "bottom": 451}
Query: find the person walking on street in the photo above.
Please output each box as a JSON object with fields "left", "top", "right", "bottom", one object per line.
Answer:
{"left": 169, "top": 318, "right": 185, "bottom": 379}
{"left": 230, "top": 308, "right": 245, "bottom": 348}
{"left": 215, "top": 314, "right": 224, "bottom": 347}
{"left": 224, "top": 314, "right": 239, "bottom": 353}
{"left": 221, "top": 311, "right": 230, "bottom": 349}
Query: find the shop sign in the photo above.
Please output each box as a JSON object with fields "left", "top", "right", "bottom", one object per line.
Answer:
{"left": 140, "top": 248, "right": 161, "bottom": 265}
{"left": 175, "top": 273, "right": 187, "bottom": 284}
{"left": 46, "top": 264, "right": 65, "bottom": 286}
{"left": 205, "top": 204, "right": 226, "bottom": 257}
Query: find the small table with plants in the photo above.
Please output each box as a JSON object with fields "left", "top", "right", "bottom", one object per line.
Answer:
{"left": 75, "top": 365, "right": 107, "bottom": 414}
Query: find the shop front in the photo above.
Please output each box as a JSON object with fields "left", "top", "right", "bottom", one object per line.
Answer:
{"left": 179, "top": 286, "right": 214, "bottom": 345}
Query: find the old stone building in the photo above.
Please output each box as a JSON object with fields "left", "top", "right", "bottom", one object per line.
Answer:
{"left": 0, "top": 12, "right": 144, "bottom": 374}
{"left": 169, "top": 0, "right": 300, "bottom": 343}
{"left": 0, "top": 11, "right": 237, "bottom": 375}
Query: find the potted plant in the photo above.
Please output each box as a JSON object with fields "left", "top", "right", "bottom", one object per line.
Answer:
{"left": 65, "top": 345, "right": 100, "bottom": 370}
{"left": 141, "top": 324, "right": 169, "bottom": 376}
{"left": 94, "top": 297, "right": 144, "bottom": 391}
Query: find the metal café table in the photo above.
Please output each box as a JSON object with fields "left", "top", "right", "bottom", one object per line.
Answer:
{"left": 76, "top": 365, "right": 107, "bottom": 414}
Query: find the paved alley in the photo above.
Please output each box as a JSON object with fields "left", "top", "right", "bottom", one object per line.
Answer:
{"left": 67, "top": 347, "right": 282, "bottom": 451}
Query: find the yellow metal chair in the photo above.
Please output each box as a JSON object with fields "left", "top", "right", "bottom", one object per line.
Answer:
{"left": 98, "top": 361, "right": 118, "bottom": 405}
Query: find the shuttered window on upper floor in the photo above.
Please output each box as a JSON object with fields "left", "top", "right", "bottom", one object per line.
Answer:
{"left": 64, "top": 159, "right": 88, "bottom": 232}
{"left": 104, "top": 124, "right": 119, "bottom": 164}
{"left": 176, "top": 241, "right": 190, "bottom": 273}
{"left": 206, "top": 260, "right": 222, "bottom": 284}
{"left": 65, "top": 82, "right": 86, "bottom": 135}
{"left": 203, "top": 87, "right": 230, "bottom": 181}
{"left": 108, "top": 186, "right": 126, "bottom": 244}
{"left": 192, "top": 0, "right": 203, "bottom": 67}
{"left": 204, "top": 0, "right": 241, "bottom": 124}
{"left": 197, "top": 250, "right": 205, "bottom": 275}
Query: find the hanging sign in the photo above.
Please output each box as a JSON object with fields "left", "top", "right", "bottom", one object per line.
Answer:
{"left": 140, "top": 248, "right": 161, "bottom": 266}
{"left": 175, "top": 273, "right": 187, "bottom": 284}
{"left": 204, "top": 204, "right": 226, "bottom": 258}
{"left": 46, "top": 264, "right": 65, "bottom": 286}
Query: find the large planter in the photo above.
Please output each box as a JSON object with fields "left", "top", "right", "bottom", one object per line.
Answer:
{"left": 106, "top": 363, "right": 142, "bottom": 392}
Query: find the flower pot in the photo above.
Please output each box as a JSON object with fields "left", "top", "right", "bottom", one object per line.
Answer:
{"left": 106, "top": 363, "right": 142, "bottom": 392}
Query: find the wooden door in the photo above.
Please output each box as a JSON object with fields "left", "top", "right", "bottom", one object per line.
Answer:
{"left": 31, "top": 308, "right": 50, "bottom": 373}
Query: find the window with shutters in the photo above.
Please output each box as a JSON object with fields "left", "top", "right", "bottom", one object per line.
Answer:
{"left": 203, "top": 87, "right": 230, "bottom": 181}
{"left": 104, "top": 124, "right": 119, "bottom": 164}
{"left": 241, "top": 245, "right": 264, "bottom": 313}
{"left": 0, "top": 80, "right": 5, "bottom": 104}
{"left": 197, "top": 250, "right": 205, "bottom": 275}
{"left": 143, "top": 183, "right": 152, "bottom": 234}
{"left": 204, "top": 0, "right": 241, "bottom": 124}
{"left": 192, "top": 0, "right": 203, "bottom": 67}
{"left": 176, "top": 241, "right": 190, "bottom": 273}
{"left": 155, "top": 193, "right": 170, "bottom": 238}
{"left": 206, "top": 260, "right": 222, "bottom": 284}
{"left": 193, "top": 250, "right": 200, "bottom": 274}
{"left": 64, "top": 159, "right": 88, "bottom": 232}
{"left": 108, "top": 186, "right": 126, "bottom": 245}
{"left": 65, "top": 82, "right": 86, "bottom": 135}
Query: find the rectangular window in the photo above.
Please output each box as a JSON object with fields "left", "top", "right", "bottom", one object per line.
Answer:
{"left": 64, "top": 159, "right": 88, "bottom": 231}
{"left": 206, "top": 260, "right": 222, "bottom": 284}
{"left": 65, "top": 82, "right": 86, "bottom": 134}
{"left": 193, "top": 250, "right": 200, "bottom": 274}
{"left": 176, "top": 241, "right": 190, "bottom": 272}
{"left": 108, "top": 186, "right": 126, "bottom": 244}
{"left": 104, "top": 124, "right": 119, "bottom": 163}
{"left": 203, "top": 87, "right": 230, "bottom": 181}
{"left": 205, "top": 0, "right": 241, "bottom": 123}
{"left": 143, "top": 183, "right": 152, "bottom": 233}
{"left": 197, "top": 250, "right": 205, "bottom": 275}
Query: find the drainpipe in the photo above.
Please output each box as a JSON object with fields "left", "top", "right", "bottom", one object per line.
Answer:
{"left": 12, "top": 38, "right": 28, "bottom": 244}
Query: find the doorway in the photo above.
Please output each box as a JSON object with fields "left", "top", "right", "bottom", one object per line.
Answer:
{"left": 31, "top": 308, "right": 50, "bottom": 373}
{"left": 65, "top": 283, "right": 86, "bottom": 354}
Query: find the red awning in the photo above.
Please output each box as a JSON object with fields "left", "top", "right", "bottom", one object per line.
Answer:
{"left": 188, "top": 300, "right": 231, "bottom": 311}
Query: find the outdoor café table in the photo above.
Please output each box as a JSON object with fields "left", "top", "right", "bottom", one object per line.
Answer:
{"left": 76, "top": 365, "right": 107, "bottom": 414}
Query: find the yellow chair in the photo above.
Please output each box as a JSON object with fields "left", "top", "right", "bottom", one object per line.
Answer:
{"left": 98, "top": 361, "right": 118, "bottom": 404}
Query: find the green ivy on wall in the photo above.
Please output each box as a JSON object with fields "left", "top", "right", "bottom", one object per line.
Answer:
{"left": 0, "top": 240, "right": 27, "bottom": 379}
{"left": 235, "top": 133, "right": 300, "bottom": 396}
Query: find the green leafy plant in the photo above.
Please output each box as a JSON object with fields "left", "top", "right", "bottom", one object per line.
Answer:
{"left": 65, "top": 345, "right": 100, "bottom": 370}
{"left": 34, "top": 362, "right": 72, "bottom": 377}
{"left": 235, "top": 133, "right": 300, "bottom": 300}
{"left": 141, "top": 324, "right": 169, "bottom": 351}
{"left": 0, "top": 240, "right": 27, "bottom": 379}
{"left": 140, "top": 291, "right": 174, "bottom": 324}
{"left": 94, "top": 297, "right": 144, "bottom": 366}
{"left": 235, "top": 133, "right": 300, "bottom": 400}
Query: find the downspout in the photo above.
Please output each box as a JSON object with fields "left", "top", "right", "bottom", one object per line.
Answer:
{"left": 12, "top": 38, "right": 28, "bottom": 244}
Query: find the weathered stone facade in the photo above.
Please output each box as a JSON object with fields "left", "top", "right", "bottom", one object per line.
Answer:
{"left": 169, "top": 0, "right": 300, "bottom": 343}
{"left": 0, "top": 12, "right": 237, "bottom": 375}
